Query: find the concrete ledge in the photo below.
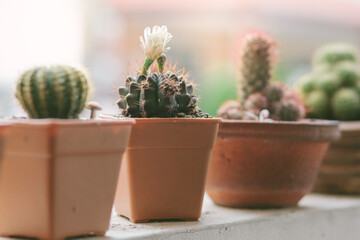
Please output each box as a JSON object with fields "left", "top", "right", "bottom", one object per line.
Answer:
{"left": 100, "top": 194, "right": 360, "bottom": 240}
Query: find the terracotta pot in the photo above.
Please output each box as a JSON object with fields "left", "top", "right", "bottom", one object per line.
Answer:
{"left": 313, "top": 121, "right": 360, "bottom": 194}
{"left": 206, "top": 119, "right": 340, "bottom": 208}
{"left": 0, "top": 119, "right": 134, "bottom": 240}
{"left": 0, "top": 123, "right": 10, "bottom": 169}
{"left": 113, "top": 118, "right": 220, "bottom": 223}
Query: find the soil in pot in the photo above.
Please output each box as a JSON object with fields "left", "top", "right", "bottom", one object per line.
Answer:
{"left": 0, "top": 119, "right": 134, "bottom": 240}
{"left": 206, "top": 119, "right": 340, "bottom": 208}
{"left": 113, "top": 118, "right": 220, "bottom": 223}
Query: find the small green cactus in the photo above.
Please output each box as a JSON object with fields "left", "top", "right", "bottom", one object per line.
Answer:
{"left": 117, "top": 70, "right": 206, "bottom": 118}
{"left": 297, "top": 43, "right": 360, "bottom": 121}
{"left": 306, "top": 90, "right": 331, "bottom": 119}
{"left": 332, "top": 88, "right": 360, "bottom": 121}
{"left": 117, "top": 26, "right": 209, "bottom": 118}
{"left": 335, "top": 61, "right": 360, "bottom": 87}
{"left": 313, "top": 43, "right": 358, "bottom": 66}
{"left": 297, "top": 74, "right": 316, "bottom": 95}
{"left": 316, "top": 74, "right": 341, "bottom": 95}
{"left": 16, "top": 65, "right": 89, "bottom": 119}
{"left": 218, "top": 31, "right": 305, "bottom": 121}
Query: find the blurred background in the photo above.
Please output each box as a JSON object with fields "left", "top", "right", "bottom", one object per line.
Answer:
{"left": 1, "top": 0, "right": 360, "bottom": 117}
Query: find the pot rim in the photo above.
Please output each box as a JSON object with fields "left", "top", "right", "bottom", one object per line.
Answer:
{"left": 337, "top": 121, "right": 360, "bottom": 132}
{"left": 99, "top": 114, "right": 221, "bottom": 123}
{"left": 1, "top": 118, "right": 135, "bottom": 127}
{"left": 218, "top": 119, "right": 341, "bottom": 142}
{"left": 221, "top": 119, "right": 339, "bottom": 127}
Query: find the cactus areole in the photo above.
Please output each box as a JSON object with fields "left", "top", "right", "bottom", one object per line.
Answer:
{"left": 218, "top": 31, "right": 305, "bottom": 121}
{"left": 117, "top": 25, "right": 210, "bottom": 118}
{"left": 16, "top": 65, "right": 89, "bottom": 119}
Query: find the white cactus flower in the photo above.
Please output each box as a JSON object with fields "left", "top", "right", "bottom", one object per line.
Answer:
{"left": 140, "top": 25, "right": 173, "bottom": 60}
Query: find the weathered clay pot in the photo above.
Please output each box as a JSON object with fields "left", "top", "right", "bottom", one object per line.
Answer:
{"left": 113, "top": 118, "right": 220, "bottom": 223}
{"left": 0, "top": 119, "right": 134, "bottom": 240}
{"left": 206, "top": 119, "right": 340, "bottom": 208}
{"left": 0, "top": 123, "right": 10, "bottom": 168}
{"left": 313, "top": 121, "right": 360, "bottom": 194}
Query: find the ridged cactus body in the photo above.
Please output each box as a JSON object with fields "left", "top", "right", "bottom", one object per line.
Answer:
{"left": 117, "top": 71, "right": 207, "bottom": 118}
{"left": 16, "top": 65, "right": 89, "bottom": 119}
{"left": 298, "top": 43, "right": 360, "bottom": 121}
{"left": 218, "top": 31, "right": 305, "bottom": 121}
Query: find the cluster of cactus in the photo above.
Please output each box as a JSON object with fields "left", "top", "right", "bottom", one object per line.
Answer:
{"left": 218, "top": 31, "right": 305, "bottom": 121}
{"left": 117, "top": 62, "right": 209, "bottom": 118}
{"left": 297, "top": 43, "right": 360, "bottom": 121}
{"left": 16, "top": 65, "right": 90, "bottom": 119}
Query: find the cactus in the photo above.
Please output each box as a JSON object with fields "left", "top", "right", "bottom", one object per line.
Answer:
{"left": 306, "top": 90, "right": 331, "bottom": 119}
{"left": 217, "top": 100, "right": 243, "bottom": 119}
{"left": 239, "top": 31, "right": 275, "bottom": 98}
{"left": 16, "top": 65, "right": 89, "bottom": 119}
{"left": 218, "top": 31, "right": 305, "bottom": 121}
{"left": 297, "top": 74, "right": 316, "bottom": 95}
{"left": 244, "top": 92, "right": 268, "bottom": 116}
{"left": 297, "top": 43, "right": 360, "bottom": 121}
{"left": 335, "top": 61, "right": 360, "bottom": 87}
{"left": 117, "top": 26, "right": 209, "bottom": 118}
{"left": 117, "top": 69, "right": 207, "bottom": 118}
{"left": 332, "top": 88, "right": 360, "bottom": 121}
{"left": 316, "top": 73, "right": 341, "bottom": 95}
{"left": 313, "top": 43, "right": 358, "bottom": 66}
{"left": 279, "top": 100, "right": 302, "bottom": 121}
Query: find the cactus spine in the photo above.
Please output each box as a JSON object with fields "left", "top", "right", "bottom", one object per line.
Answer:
{"left": 218, "top": 31, "right": 305, "bottom": 121}
{"left": 16, "top": 65, "right": 89, "bottom": 119}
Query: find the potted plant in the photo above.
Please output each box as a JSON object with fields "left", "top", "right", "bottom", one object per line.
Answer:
{"left": 297, "top": 43, "right": 360, "bottom": 194}
{"left": 0, "top": 65, "right": 134, "bottom": 239}
{"left": 206, "top": 31, "right": 340, "bottom": 208}
{"left": 108, "top": 25, "right": 220, "bottom": 223}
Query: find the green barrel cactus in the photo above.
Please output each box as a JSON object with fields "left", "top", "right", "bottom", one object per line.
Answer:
{"left": 297, "top": 43, "right": 360, "bottom": 121}
{"left": 116, "top": 25, "right": 209, "bottom": 118}
{"left": 218, "top": 31, "right": 305, "bottom": 121}
{"left": 16, "top": 65, "right": 89, "bottom": 119}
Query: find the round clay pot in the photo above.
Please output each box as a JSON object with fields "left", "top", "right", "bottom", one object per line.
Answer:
{"left": 206, "top": 119, "right": 340, "bottom": 208}
{"left": 313, "top": 121, "right": 360, "bottom": 194}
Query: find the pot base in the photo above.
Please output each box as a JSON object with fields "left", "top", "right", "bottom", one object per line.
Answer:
{"left": 121, "top": 215, "right": 198, "bottom": 223}
{"left": 207, "top": 189, "right": 304, "bottom": 208}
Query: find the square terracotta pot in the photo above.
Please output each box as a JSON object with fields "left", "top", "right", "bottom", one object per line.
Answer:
{"left": 113, "top": 118, "right": 220, "bottom": 223}
{"left": 0, "top": 119, "right": 134, "bottom": 240}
